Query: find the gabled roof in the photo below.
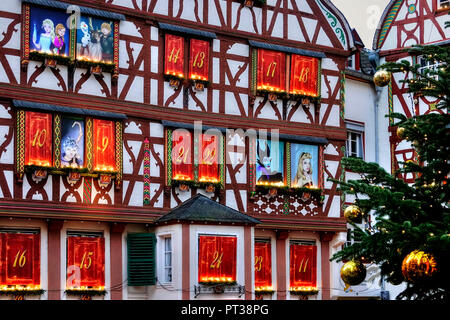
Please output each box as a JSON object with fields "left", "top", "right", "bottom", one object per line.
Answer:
{"left": 360, "top": 49, "right": 377, "bottom": 75}
{"left": 155, "top": 194, "right": 261, "bottom": 225}
{"left": 352, "top": 28, "right": 365, "bottom": 48}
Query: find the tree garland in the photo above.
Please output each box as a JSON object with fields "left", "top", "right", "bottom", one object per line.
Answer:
{"left": 289, "top": 288, "right": 319, "bottom": 296}
{"left": 64, "top": 289, "right": 107, "bottom": 297}
{"left": 29, "top": 51, "right": 116, "bottom": 74}
{"left": 171, "top": 179, "right": 224, "bottom": 190}
{"left": 255, "top": 184, "right": 323, "bottom": 200}
{"left": 256, "top": 89, "right": 322, "bottom": 103}
{"left": 0, "top": 289, "right": 45, "bottom": 296}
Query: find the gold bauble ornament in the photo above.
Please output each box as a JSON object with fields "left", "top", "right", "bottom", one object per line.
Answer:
{"left": 344, "top": 205, "right": 363, "bottom": 223}
{"left": 373, "top": 70, "right": 391, "bottom": 87}
{"left": 396, "top": 127, "right": 406, "bottom": 140}
{"left": 340, "top": 260, "right": 367, "bottom": 286}
{"left": 402, "top": 250, "right": 437, "bottom": 283}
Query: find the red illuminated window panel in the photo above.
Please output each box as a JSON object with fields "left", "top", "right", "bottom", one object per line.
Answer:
{"left": 198, "top": 235, "right": 237, "bottom": 283}
{"left": 0, "top": 232, "right": 40, "bottom": 287}
{"left": 198, "top": 134, "right": 219, "bottom": 183}
{"left": 165, "top": 34, "right": 185, "bottom": 78}
{"left": 254, "top": 241, "right": 272, "bottom": 290}
{"left": 289, "top": 243, "right": 317, "bottom": 289}
{"left": 257, "top": 49, "right": 286, "bottom": 93}
{"left": 289, "top": 54, "right": 320, "bottom": 97}
{"left": 93, "top": 119, "right": 115, "bottom": 172}
{"left": 189, "top": 39, "right": 209, "bottom": 81}
{"left": 25, "top": 111, "right": 53, "bottom": 167}
{"left": 171, "top": 130, "right": 193, "bottom": 181}
{"left": 66, "top": 236, "right": 105, "bottom": 288}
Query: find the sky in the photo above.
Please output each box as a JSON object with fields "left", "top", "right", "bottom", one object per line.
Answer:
{"left": 331, "top": 0, "right": 392, "bottom": 49}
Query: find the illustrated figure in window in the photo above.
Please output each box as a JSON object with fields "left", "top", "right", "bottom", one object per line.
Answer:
{"left": 51, "top": 23, "right": 66, "bottom": 55}
{"left": 293, "top": 152, "right": 313, "bottom": 188}
{"left": 257, "top": 140, "right": 283, "bottom": 184}
{"left": 61, "top": 121, "right": 84, "bottom": 168}
{"left": 79, "top": 21, "right": 91, "bottom": 57}
{"left": 32, "top": 18, "right": 55, "bottom": 53}
{"left": 99, "top": 22, "right": 114, "bottom": 63}
{"left": 88, "top": 18, "right": 103, "bottom": 62}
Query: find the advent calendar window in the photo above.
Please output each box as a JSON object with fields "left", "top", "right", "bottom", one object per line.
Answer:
{"left": 164, "top": 34, "right": 211, "bottom": 82}
{"left": 198, "top": 235, "right": 237, "bottom": 284}
{"left": 16, "top": 108, "right": 123, "bottom": 189}
{"left": 289, "top": 241, "right": 317, "bottom": 293}
{"left": 165, "top": 128, "right": 225, "bottom": 191}
{"left": 66, "top": 233, "right": 105, "bottom": 290}
{"left": 0, "top": 231, "right": 41, "bottom": 290}
{"left": 23, "top": 3, "right": 123, "bottom": 75}
{"left": 254, "top": 46, "right": 321, "bottom": 99}
{"left": 254, "top": 240, "right": 272, "bottom": 292}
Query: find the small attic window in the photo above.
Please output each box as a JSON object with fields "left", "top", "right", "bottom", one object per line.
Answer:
{"left": 347, "top": 55, "right": 354, "bottom": 69}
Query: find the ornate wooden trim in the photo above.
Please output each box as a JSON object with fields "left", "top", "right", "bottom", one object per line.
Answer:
{"left": 21, "top": 3, "right": 30, "bottom": 70}
{"left": 143, "top": 137, "right": 151, "bottom": 205}
{"left": 15, "top": 110, "right": 26, "bottom": 182}
{"left": 114, "top": 120, "right": 123, "bottom": 189}
{"left": 53, "top": 114, "right": 62, "bottom": 169}
{"left": 165, "top": 128, "right": 173, "bottom": 187}
{"left": 85, "top": 117, "right": 93, "bottom": 172}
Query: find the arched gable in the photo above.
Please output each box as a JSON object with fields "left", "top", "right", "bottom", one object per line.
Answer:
{"left": 373, "top": 0, "right": 403, "bottom": 50}
{"left": 314, "top": 0, "right": 355, "bottom": 51}
{"left": 373, "top": 0, "right": 449, "bottom": 51}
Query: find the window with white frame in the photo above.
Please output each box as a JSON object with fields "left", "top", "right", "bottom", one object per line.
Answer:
{"left": 345, "top": 121, "right": 364, "bottom": 159}
{"left": 345, "top": 228, "right": 362, "bottom": 248}
{"left": 163, "top": 236, "right": 172, "bottom": 283}
{"left": 346, "top": 131, "right": 364, "bottom": 159}
{"left": 418, "top": 55, "right": 443, "bottom": 81}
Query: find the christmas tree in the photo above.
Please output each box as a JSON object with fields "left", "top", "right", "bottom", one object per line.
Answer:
{"left": 330, "top": 44, "right": 450, "bottom": 300}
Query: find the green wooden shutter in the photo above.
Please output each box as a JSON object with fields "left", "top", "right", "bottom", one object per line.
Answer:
{"left": 127, "top": 233, "right": 156, "bottom": 286}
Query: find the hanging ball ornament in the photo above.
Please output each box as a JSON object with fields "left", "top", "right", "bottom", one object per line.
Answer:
{"left": 373, "top": 70, "right": 391, "bottom": 87}
{"left": 340, "top": 260, "right": 367, "bottom": 286}
{"left": 396, "top": 127, "right": 407, "bottom": 140}
{"left": 401, "top": 250, "right": 437, "bottom": 283}
{"left": 344, "top": 205, "right": 363, "bottom": 223}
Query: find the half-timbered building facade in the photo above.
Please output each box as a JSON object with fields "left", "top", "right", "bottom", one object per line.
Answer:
{"left": 373, "top": 0, "right": 449, "bottom": 182}
{"left": 0, "top": 0, "right": 363, "bottom": 300}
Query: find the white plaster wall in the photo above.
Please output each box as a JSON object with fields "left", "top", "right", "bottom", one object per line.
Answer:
{"left": 345, "top": 78, "right": 377, "bottom": 163}
{"left": 144, "top": 224, "right": 183, "bottom": 300}
{"left": 27, "top": 62, "right": 68, "bottom": 91}
{"left": 0, "top": 1, "right": 21, "bottom": 13}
